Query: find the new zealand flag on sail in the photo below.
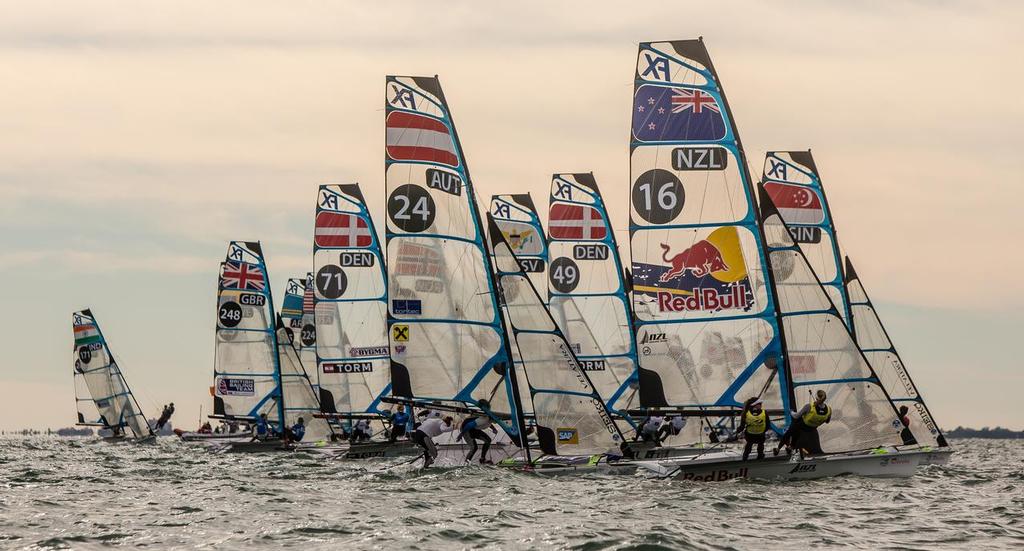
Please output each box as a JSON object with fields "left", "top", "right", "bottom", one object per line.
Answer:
{"left": 632, "top": 84, "right": 727, "bottom": 142}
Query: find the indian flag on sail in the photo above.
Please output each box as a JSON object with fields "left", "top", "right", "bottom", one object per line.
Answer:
{"left": 74, "top": 323, "right": 101, "bottom": 346}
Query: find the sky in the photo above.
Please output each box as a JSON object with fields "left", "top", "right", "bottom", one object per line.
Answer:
{"left": 1, "top": 1, "right": 1021, "bottom": 431}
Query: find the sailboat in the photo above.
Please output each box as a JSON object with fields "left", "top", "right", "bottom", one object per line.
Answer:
{"left": 72, "top": 309, "right": 155, "bottom": 443}
{"left": 311, "top": 183, "right": 414, "bottom": 459}
{"left": 207, "top": 241, "right": 323, "bottom": 452}
{"left": 381, "top": 75, "right": 525, "bottom": 465}
{"left": 761, "top": 150, "right": 952, "bottom": 465}
{"left": 626, "top": 38, "right": 924, "bottom": 480}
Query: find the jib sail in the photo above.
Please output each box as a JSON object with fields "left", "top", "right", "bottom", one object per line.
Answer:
{"left": 384, "top": 76, "right": 524, "bottom": 441}
{"left": 845, "top": 258, "right": 948, "bottom": 448}
{"left": 488, "top": 214, "right": 624, "bottom": 457}
{"left": 760, "top": 189, "right": 904, "bottom": 452}
{"left": 628, "top": 39, "right": 788, "bottom": 440}
{"left": 72, "top": 309, "right": 152, "bottom": 438}
{"left": 313, "top": 184, "right": 392, "bottom": 421}
{"left": 546, "top": 173, "right": 640, "bottom": 427}
{"left": 212, "top": 241, "right": 283, "bottom": 424}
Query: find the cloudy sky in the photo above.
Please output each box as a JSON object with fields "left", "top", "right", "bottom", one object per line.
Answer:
{"left": 1, "top": 1, "right": 1021, "bottom": 432}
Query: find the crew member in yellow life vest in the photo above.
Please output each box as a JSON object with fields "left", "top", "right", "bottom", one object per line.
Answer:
{"left": 737, "top": 397, "right": 768, "bottom": 460}
{"left": 775, "top": 389, "right": 832, "bottom": 456}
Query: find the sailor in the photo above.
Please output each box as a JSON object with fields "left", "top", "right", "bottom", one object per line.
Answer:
{"left": 350, "top": 418, "right": 372, "bottom": 443}
{"left": 156, "top": 403, "right": 176, "bottom": 430}
{"left": 898, "top": 405, "right": 917, "bottom": 446}
{"left": 285, "top": 417, "right": 306, "bottom": 444}
{"left": 776, "top": 390, "right": 832, "bottom": 456}
{"left": 636, "top": 416, "right": 665, "bottom": 445}
{"left": 458, "top": 400, "right": 498, "bottom": 464}
{"left": 412, "top": 415, "right": 455, "bottom": 468}
{"left": 389, "top": 406, "right": 410, "bottom": 443}
{"left": 253, "top": 413, "right": 271, "bottom": 440}
{"left": 657, "top": 416, "right": 686, "bottom": 443}
{"left": 198, "top": 422, "right": 213, "bottom": 434}
{"left": 737, "top": 397, "right": 768, "bottom": 461}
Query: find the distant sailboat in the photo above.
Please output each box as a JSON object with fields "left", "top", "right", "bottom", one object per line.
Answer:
{"left": 72, "top": 309, "right": 155, "bottom": 443}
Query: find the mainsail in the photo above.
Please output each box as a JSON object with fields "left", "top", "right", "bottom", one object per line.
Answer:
{"left": 628, "top": 39, "right": 787, "bottom": 440}
{"left": 72, "top": 309, "right": 152, "bottom": 438}
{"left": 313, "top": 184, "right": 391, "bottom": 421}
{"left": 546, "top": 173, "right": 640, "bottom": 426}
{"left": 278, "top": 278, "right": 333, "bottom": 441}
{"left": 384, "top": 76, "right": 524, "bottom": 441}
{"left": 488, "top": 215, "right": 624, "bottom": 457}
{"left": 845, "top": 258, "right": 948, "bottom": 448}
{"left": 212, "top": 241, "right": 283, "bottom": 424}
{"left": 760, "top": 151, "right": 851, "bottom": 324}
{"left": 489, "top": 194, "right": 549, "bottom": 301}
{"left": 760, "top": 188, "right": 904, "bottom": 452}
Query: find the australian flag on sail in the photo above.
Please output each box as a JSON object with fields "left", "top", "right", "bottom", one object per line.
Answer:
{"left": 221, "top": 261, "right": 266, "bottom": 291}
{"left": 632, "top": 84, "right": 726, "bottom": 142}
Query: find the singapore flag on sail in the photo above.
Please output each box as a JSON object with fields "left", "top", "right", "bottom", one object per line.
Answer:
{"left": 386, "top": 111, "right": 459, "bottom": 167}
{"left": 763, "top": 182, "right": 824, "bottom": 225}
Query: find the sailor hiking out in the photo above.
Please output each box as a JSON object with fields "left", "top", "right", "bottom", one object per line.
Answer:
{"left": 457, "top": 400, "right": 497, "bottom": 464}
{"left": 412, "top": 414, "right": 455, "bottom": 468}
{"left": 635, "top": 416, "right": 665, "bottom": 445}
{"left": 776, "top": 390, "right": 832, "bottom": 456}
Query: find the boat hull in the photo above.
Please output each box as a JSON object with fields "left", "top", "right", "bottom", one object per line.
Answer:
{"left": 640, "top": 450, "right": 924, "bottom": 481}
{"left": 918, "top": 447, "right": 954, "bottom": 466}
{"left": 175, "top": 430, "right": 251, "bottom": 444}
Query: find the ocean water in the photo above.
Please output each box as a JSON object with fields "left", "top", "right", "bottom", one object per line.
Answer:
{"left": 0, "top": 437, "right": 1020, "bottom": 550}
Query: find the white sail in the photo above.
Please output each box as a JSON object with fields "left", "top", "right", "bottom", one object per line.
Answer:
{"left": 628, "top": 39, "right": 787, "bottom": 443}
{"left": 384, "top": 75, "right": 526, "bottom": 442}
{"left": 313, "top": 184, "right": 391, "bottom": 422}
{"left": 488, "top": 215, "right": 624, "bottom": 457}
{"left": 546, "top": 173, "right": 640, "bottom": 426}
{"left": 761, "top": 189, "right": 905, "bottom": 452}
{"left": 212, "top": 242, "right": 281, "bottom": 425}
{"left": 72, "top": 309, "right": 152, "bottom": 438}
{"left": 278, "top": 278, "right": 333, "bottom": 441}
{"left": 490, "top": 194, "right": 549, "bottom": 300}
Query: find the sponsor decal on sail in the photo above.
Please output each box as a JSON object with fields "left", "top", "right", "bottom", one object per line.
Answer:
{"left": 633, "top": 226, "right": 753, "bottom": 313}
{"left": 216, "top": 377, "right": 255, "bottom": 396}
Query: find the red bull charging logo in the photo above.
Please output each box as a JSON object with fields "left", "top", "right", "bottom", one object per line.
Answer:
{"left": 632, "top": 226, "right": 754, "bottom": 315}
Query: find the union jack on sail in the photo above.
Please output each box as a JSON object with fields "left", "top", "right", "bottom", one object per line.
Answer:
{"left": 221, "top": 261, "right": 266, "bottom": 291}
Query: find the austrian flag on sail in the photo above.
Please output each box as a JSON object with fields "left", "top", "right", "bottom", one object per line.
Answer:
{"left": 549, "top": 203, "right": 607, "bottom": 240}
{"left": 315, "top": 211, "right": 373, "bottom": 248}
{"left": 385, "top": 111, "right": 459, "bottom": 167}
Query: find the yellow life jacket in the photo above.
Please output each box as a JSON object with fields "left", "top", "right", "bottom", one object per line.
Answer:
{"left": 744, "top": 409, "right": 767, "bottom": 435}
{"left": 802, "top": 403, "right": 831, "bottom": 428}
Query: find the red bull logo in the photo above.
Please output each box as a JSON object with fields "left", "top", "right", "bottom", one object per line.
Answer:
{"left": 659, "top": 241, "right": 729, "bottom": 281}
{"left": 680, "top": 467, "right": 749, "bottom": 481}
{"left": 657, "top": 284, "right": 750, "bottom": 312}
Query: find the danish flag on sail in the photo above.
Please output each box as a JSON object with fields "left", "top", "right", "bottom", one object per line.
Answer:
{"left": 221, "top": 261, "right": 266, "bottom": 291}
{"left": 549, "top": 203, "right": 607, "bottom": 240}
{"left": 763, "top": 182, "right": 824, "bottom": 225}
{"left": 385, "top": 111, "right": 459, "bottom": 167}
{"left": 315, "top": 212, "right": 373, "bottom": 248}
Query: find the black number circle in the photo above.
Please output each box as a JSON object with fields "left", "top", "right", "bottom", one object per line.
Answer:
{"left": 632, "top": 169, "right": 685, "bottom": 224}
{"left": 549, "top": 257, "right": 581, "bottom": 294}
{"left": 78, "top": 346, "right": 92, "bottom": 364}
{"left": 387, "top": 184, "right": 436, "bottom": 233}
{"left": 316, "top": 264, "right": 348, "bottom": 299}
{"left": 300, "top": 324, "right": 317, "bottom": 347}
{"left": 219, "top": 301, "right": 243, "bottom": 328}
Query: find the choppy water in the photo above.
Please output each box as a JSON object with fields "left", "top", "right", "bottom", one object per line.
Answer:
{"left": 0, "top": 437, "right": 1021, "bottom": 550}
